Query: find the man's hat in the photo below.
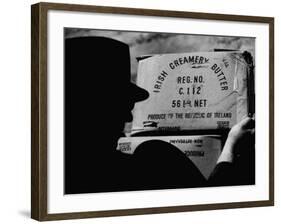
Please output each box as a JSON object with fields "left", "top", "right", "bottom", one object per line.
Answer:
{"left": 65, "top": 36, "right": 149, "bottom": 102}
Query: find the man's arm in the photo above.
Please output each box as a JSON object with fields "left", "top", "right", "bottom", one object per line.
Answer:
{"left": 208, "top": 116, "right": 255, "bottom": 186}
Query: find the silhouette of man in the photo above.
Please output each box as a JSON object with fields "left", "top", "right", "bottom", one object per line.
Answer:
{"left": 64, "top": 37, "right": 149, "bottom": 194}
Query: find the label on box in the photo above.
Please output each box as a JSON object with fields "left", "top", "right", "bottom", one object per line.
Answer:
{"left": 117, "top": 135, "right": 221, "bottom": 179}
{"left": 132, "top": 51, "right": 252, "bottom": 133}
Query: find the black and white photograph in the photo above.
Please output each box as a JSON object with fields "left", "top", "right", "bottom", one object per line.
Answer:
{"left": 30, "top": 2, "right": 274, "bottom": 221}
{"left": 1, "top": 0, "right": 278, "bottom": 222}
{"left": 64, "top": 28, "right": 256, "bottom": 194}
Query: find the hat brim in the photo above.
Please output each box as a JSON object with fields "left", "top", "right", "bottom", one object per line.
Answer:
{"left": 130, "top": 84, "right": 149, "bottom": 102}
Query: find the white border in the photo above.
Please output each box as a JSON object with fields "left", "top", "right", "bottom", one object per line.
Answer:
{"left": 48, "top": 10, "right": 269, "bottom": 214}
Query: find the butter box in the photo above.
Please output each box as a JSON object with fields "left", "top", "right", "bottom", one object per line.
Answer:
{"left": 132, "top": 51, "right": 254, "bottom": 133}
{"left": 117, "top": 135, "right": 221, "bottom": 179}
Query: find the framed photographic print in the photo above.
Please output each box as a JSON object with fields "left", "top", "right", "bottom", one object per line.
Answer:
{"left": 31, "top": 2, "right": 274, "bottom": 221}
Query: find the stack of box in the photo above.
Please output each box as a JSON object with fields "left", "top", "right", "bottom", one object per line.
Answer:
{"left": 117, "top": 51, "right": 254, "bottom": 180}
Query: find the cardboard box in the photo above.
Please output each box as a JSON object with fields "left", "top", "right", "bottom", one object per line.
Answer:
{"left": 132, "top": 51, "right": 254, "bottom": 133}
{"left": 117, "top": 135, "right": 221, "bottom": 179}
{"left": 116, "top": 51, "right": 254, "bottom": 180}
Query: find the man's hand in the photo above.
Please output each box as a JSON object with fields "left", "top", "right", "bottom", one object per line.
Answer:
{"left": 217, "top": 116, "right": 255, "bottom": 164}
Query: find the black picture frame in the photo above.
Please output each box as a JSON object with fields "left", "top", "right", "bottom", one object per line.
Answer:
{"left": 31, "top": 2, "right": 274, "bottom": 221}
